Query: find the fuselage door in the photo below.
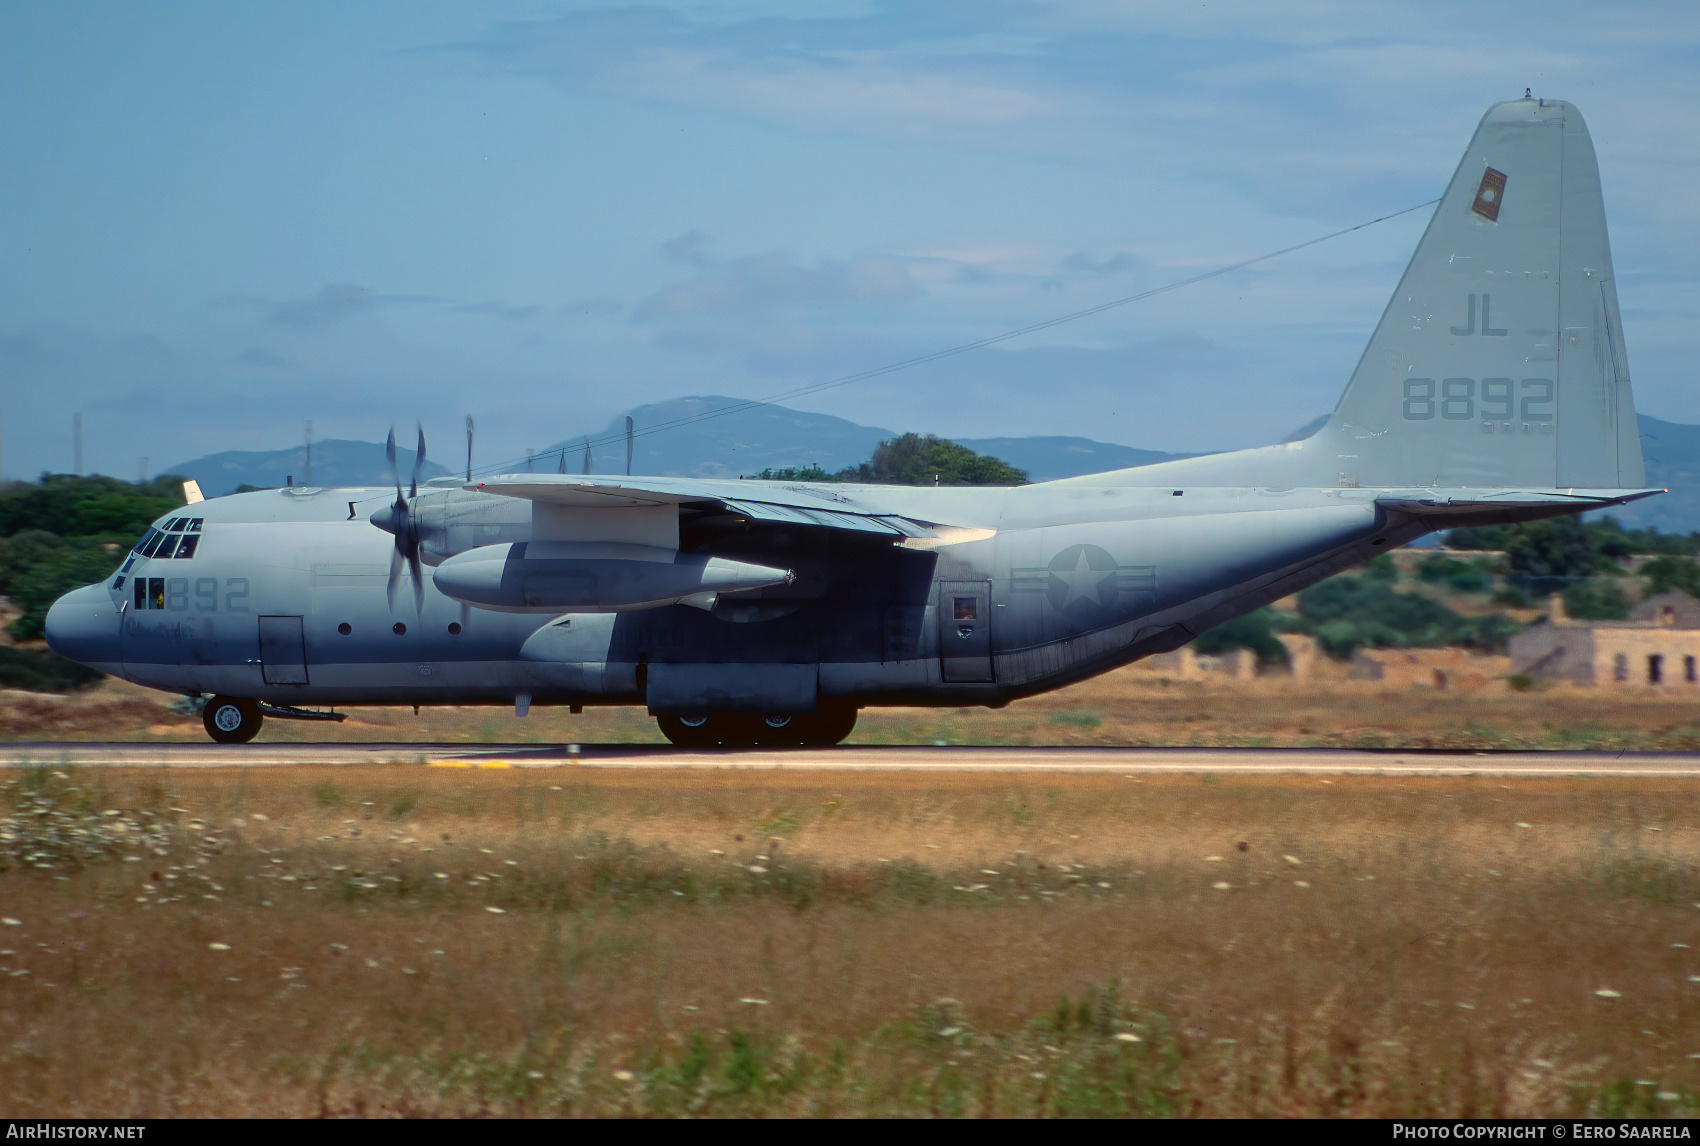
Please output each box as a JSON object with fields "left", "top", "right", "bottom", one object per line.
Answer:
{"left": 258, "top": 615, "right": 309, "bottom": 685}
{"left": 938, "top": 580, "right": 993, "bottom": 683}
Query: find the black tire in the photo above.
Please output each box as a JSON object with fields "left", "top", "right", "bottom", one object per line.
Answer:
{"left": 791, "top": 702, "right": 857, "bottom": 747}
{"left": 657, "top": 713, "right": 767, "bottom": 747}
{"left": 753, "top": 713, "right": 804, "bottom": 747}
{"left": 203, "top": 696, "right": 263, "bottom": 744}
{"left": 657, "top": 713, "right": 717, "bottom": 747}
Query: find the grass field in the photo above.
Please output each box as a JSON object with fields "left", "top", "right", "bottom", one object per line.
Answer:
{"left": 3, "top": 763, "right": 1699, "bottom": 1117}
{"left": 10, "top": 663, "right": 1700, "bottom": 752}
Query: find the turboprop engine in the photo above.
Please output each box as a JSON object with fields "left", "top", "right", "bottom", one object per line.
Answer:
{"left": 431, "top": 541, "right": 793, "bottom": 614}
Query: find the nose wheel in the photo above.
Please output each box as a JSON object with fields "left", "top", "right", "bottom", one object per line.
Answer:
{"left": 202, "top": 696, "right": 263, "bottom": 744}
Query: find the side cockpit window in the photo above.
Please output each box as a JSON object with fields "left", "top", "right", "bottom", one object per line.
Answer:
{"left": 133, "top": 518, "right": 205, "bottom": 561}
{"left": 134, "top": 577, "right": 167, "bottom": 611}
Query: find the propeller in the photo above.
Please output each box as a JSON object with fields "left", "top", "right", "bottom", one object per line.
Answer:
{"left": 381, "top": 424, "right": 426, "bottom": 615}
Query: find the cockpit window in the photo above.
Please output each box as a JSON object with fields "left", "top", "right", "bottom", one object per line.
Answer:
{"left": 131, "top": 518, "right": 204, "bottom": 560}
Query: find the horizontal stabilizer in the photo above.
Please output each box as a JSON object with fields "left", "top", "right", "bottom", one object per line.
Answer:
{"left": 1374, "top": 487, "right": 1663, "bottom": 516}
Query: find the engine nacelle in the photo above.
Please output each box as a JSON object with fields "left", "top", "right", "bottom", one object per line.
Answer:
{"left": 431, "top": 542, "right": 792, "bottom": 614}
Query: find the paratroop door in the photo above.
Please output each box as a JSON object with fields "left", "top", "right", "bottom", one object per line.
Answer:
{"left": 938, "top": 581, "right": 993, "bottom": 683}
{"left": 258, "top": 615, "right": 309, "bottom": 685}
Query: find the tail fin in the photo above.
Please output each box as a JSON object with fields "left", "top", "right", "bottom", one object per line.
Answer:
{"left": 1071, "top": 98, "right": 1645, "bottom": 493}
{"left": 1324, "top": 97, "right": 1642, "bottom": 489}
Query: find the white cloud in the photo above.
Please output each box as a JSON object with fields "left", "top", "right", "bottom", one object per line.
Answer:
{"left": 269, "top": 283, "right": 377, "bottom": 329}
{"left": 636, "top": 251, "right": 920, "bottom": 320}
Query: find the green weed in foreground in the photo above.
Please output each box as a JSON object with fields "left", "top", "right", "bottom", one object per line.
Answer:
{"left": 1047, "top": 710, "right": 1104, "bottom": 729}
{"left": 286, "top": 990, "right": 1700, "bottom": 1119}
{"left": 289, "top": 985, "right": 1191, "bottom": 1117}
{"left": 9, "top": 768, "right": 1700, "bottom": 1118}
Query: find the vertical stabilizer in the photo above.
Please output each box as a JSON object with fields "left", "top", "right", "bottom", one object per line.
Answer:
{"left": 1322, "top": 98, "right": 1642, "bottom": 489}
{"left": 1072, "top": 98, "right": 1649, "bottom": 493}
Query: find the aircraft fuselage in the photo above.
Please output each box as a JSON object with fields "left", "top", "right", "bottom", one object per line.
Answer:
{"left": 48, "top": 479, "right": 1409, "bottom": 713}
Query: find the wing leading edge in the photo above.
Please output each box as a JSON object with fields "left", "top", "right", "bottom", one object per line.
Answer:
{"left": 465, "top": 475, "right": 942, "bottom": 539}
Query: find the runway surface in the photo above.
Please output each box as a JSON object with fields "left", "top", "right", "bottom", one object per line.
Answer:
{"left": 5, "top": 741, "right": 1700, "bottom": 777}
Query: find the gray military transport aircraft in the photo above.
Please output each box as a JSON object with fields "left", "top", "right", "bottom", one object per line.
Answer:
{"left": 45, "top": 97, "right": 1659, "bottom": 746}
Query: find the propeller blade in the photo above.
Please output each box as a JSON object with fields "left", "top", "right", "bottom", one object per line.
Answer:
{"left": 410, "top": 550, "right": 424, "bottom": 616}
{"left": 385, "top": 427, "right": 400, "bottom": 495}
{"left": 412, "top": 423, "right": 426, "bottom": 498}
{"left": 386, "top": 547, "right": 403, "bottom": 612}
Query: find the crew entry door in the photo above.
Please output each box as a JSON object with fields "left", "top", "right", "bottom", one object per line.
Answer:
{"left": 258, "top": 616, "right": 309, "bottom": 685}
{"left": 938, "top": 581, "right": 993, "bottom": 682}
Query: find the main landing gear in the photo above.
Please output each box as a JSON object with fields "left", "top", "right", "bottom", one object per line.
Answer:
{"left": 657, "top": 703, "right": 857, "bottom": 748}
{"left": 203, "top": 696, "right": 264, "bottom": 744}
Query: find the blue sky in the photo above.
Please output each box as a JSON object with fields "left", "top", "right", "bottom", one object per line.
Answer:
{"left": 3, "top": 1, "right": 1697, "bottom": 480}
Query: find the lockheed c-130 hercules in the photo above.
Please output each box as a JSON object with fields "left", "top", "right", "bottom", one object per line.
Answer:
{"left": 46, "top": 97, "right": 1660, "bottom": 746}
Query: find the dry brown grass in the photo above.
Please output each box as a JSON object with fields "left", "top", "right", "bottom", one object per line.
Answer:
{"left": 3, "top": 764, "right": 1699, "bottom": 1117}
{"left": 14, "top": 665, "right": 1700, "bottom": 752}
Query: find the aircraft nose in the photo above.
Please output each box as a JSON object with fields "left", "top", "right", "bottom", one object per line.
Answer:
{"left": 44, "top": 582, "right": 123, "bottom": 668}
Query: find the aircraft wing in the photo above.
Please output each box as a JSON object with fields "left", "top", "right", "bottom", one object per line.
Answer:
{"left": 465, "top": 475, "right": 944, "bottom": 539}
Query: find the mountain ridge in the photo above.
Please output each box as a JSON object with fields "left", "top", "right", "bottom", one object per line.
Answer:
{"left": 164, "top": 401, "right": 1700, "bottom": 533}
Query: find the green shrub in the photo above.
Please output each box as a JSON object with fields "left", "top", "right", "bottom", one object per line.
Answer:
{"left": 843, "top": 435, "right": 1027, "bottom": 486}
{"left": 1416, "top": 554, "right": 1493, "bottom": 594}
{"left": 1505, "top": 516, "right": 1600, "bottom": 595}
{"left": 0, "top": 646, "right": 103, "bottom": 692}
{"left": 1292, "top": 573, "right": 1516, "bottom": 658}
{"left": 750, "top": 466, "right": 842, "bottom": 483}
{"left": 1563, "top": 578, "right": 1630, "bottom": 621}
{"left": 1360, "top": 553, "right": 1398, "bottom": 582}
{"left": 1192, "top": 608, "right": 1290, "bottom": 664}
{"left": 1641, "top": 556, "right": 1700, "bottom": 598}
{"left": 0, "top": 473, "right": 182, "bottom": 537}
{"left": 7, "top": 547, "right": 123, "bottom": 640}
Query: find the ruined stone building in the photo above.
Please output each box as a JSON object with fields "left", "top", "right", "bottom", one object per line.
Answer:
{"left": 1509, "top": 590, "right": 1700, "bottom": 686}
{"left": 1347, "top": 647, "right": 1509, "bottom": 689}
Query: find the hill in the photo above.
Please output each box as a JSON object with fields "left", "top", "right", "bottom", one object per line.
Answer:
{"left": 1603, "top": 416, "right": 1700, "bottom": 537}
{"left": 536, "top": 396, "right": 1192, "bottom": 482}
{"left": 162, "top": 402, "right": 1700, "bottom": 533}
{"left": 949, "top": 437, "right": 1194, "bottom": 481}
{"left": 162, "top": 439, "right": 446, "bottom": 497}
{"left": 540, "top": 397, "right": 893, "bottom": 479}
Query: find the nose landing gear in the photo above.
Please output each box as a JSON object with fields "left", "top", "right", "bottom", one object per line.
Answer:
{"left": 203, "top": 696, "right": 263, "bottom": 744}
